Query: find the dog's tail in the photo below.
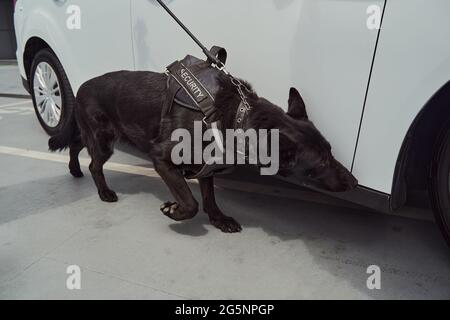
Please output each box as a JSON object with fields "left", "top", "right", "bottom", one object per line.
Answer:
{"left": 48, "top": 104, "right": 79, "bottom": 152}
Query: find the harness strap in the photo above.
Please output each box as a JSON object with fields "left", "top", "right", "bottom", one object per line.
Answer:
{"left": 166, "top": 61, "right": 218, "bottom": 122}
{"left": 234, "top": 101, "right": 248, "bottom": 130}
{"left": 162, "top": 46, "right": 244, "bottom": 180}
{"left": 161, "top": 75, "right": 180, "bottom": 119}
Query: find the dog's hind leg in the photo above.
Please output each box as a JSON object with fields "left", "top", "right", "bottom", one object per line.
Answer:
{"left": 153, "top": 159, "right": 198, "bottom": 221}
{"left": 84, "top": 115, "right": 118, "bottom": 202}
{"left": 69, "top": 136, "right": 84, "bottom": 178}
{"left": 88, "top": 146, "right": 117, "bottom": 202}
{"left": 199, "top": 177, "right": 242, "bottom": 233}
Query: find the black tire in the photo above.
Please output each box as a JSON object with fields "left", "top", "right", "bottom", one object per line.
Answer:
{"left": 429, "top": 122, "right": 450, "bottom": 246}
{"left": 29, "top": 48, "right": 75, "bottom": 136}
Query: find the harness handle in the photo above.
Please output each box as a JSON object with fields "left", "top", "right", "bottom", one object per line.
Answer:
{"left": 209, "top": 46, "right": 227, "bottom": 65}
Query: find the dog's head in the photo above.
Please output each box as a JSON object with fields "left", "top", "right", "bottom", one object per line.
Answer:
{"left": 275, "top": 88, "right": 358, "bottom": 192}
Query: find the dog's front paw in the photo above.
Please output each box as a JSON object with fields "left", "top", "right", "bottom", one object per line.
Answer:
{"left": 210, "top": 216, "right": 242, "bottom": 233}
{"left": 160, "top": 202, "right": 197, "bottom": 221}
{"left": 98, "top": 189, "right": 118, "bottom": 202}
{"left": 70, "top": 169, "right": 84, "bottom": 178}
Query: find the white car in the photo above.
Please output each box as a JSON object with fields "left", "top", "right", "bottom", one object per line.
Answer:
{"left": 13, "top": 0, "right": 450, "bottom": 244}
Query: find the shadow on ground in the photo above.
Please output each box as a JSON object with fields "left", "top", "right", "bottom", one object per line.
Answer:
{"left": 2, "top": 166, "right": 449, "bottom": 298}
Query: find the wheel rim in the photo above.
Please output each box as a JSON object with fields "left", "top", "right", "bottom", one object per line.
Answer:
{"left": 33, "top": 62, "right": 62, "bottom": 128}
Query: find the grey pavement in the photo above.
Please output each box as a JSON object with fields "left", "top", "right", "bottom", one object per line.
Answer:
{"left": 0, "top": 65, "right": 449, "bottom": 299}
{"left": 0, "top": 62, "right": 29, "bottom": 97}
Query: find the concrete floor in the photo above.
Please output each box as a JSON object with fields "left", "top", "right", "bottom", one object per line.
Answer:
{"left": 0, "top": 65, "right": 449, "bottom": 299}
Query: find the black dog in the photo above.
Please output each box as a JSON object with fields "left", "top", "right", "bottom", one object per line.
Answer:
{"left": 48, "top": 69, "right": 357, "bottom": 233}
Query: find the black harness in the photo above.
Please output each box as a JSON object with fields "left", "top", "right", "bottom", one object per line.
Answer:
{"left": 153, "top": 1, "right": 254, "bottom": 180}
{"left": 162, "top": 46, "right": 226, "bottom": 125}
{"left": 163, "top": 46, "right": 251, "bottom": 179}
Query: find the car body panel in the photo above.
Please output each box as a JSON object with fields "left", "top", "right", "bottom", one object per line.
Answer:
{"left": 13, "top": 0, "right": 27, "bottom": 78}
{"left": 17, "top": 0, "right": 134, "bottom": 94}
{"left": 353, "top": 0, "right": 450, "bottom": 193}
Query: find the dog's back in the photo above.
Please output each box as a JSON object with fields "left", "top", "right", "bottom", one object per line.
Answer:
{"left": 75, "top": 70, "right": 167, "bottom": 151}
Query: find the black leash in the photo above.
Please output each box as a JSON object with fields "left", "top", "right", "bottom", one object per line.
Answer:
{"left": 155, "top": 0, "right": 253, "bottom": 118}
{"left": 155, "top": 0, "right": 223, "bottom": 68}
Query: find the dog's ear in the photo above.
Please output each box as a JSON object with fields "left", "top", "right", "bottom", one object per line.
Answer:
{"left": 287, "top": 87, "right": 308, "bottom": 120}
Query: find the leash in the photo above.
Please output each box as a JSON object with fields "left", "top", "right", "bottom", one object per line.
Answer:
{"left": 155, "top": 0, "right": 224, "bottom": 68}
{"left": 155, "top": 0, "right": 252, "bottom": 117}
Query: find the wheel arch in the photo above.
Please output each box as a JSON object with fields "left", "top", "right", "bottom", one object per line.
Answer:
{"left": 23, "top": 37, "right": 54, "bottom": 81}
{"left": 391, "top": 80, "right": 450, "bottom": 210}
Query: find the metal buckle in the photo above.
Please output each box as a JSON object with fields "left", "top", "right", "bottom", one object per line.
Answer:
{"left": 213, "top": 63, "right": 229, "bottom": 75}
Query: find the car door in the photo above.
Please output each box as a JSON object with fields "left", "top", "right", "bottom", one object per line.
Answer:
{"left": 26, "top": 0, "right": 134, "bottom": 94}
{"left": 131, "top": 0, "right": 385, "bottom": 171}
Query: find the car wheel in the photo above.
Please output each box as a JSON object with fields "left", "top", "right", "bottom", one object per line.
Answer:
{"left": 29, "top": 49, "right": 75, "bottom": 136}
{"left": 430, "top": 123, "right": 450, "bottom": 246}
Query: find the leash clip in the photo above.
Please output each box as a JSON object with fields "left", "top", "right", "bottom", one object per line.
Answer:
{"left": 212, "top": 63, "right": 229, "bottom": 75}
